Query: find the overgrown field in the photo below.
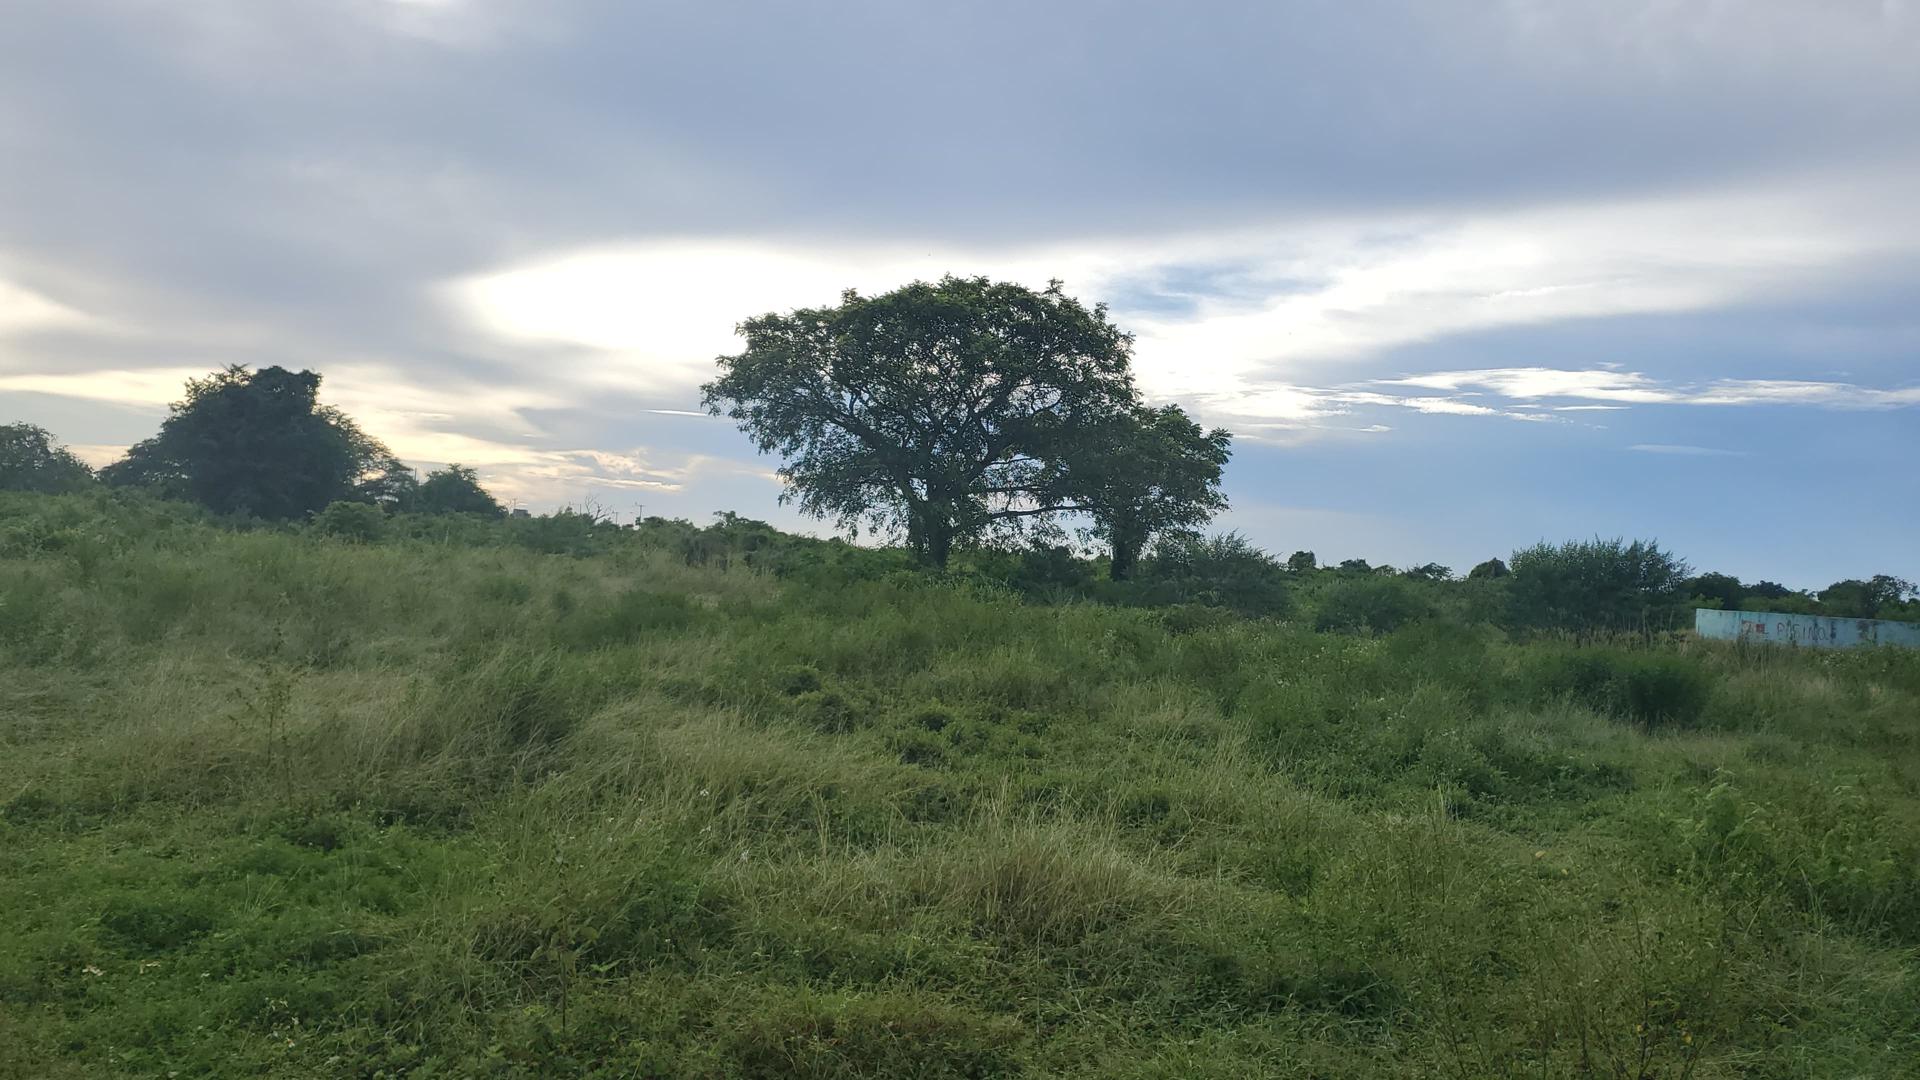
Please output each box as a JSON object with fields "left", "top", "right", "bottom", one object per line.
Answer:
{"left": 2, "top": 494, "right": 1917, "bottom": 1078}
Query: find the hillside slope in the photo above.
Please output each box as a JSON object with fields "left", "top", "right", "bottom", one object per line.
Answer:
{"left": 2, "top": 494, "right": 1917, "bottom": 1077}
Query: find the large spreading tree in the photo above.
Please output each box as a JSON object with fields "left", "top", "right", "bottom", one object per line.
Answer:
{"left": 101, "top": 365, "right": 404, "bottom": 520}
{"left": 706, "top": 277, "right": 1223, "bottom": 567}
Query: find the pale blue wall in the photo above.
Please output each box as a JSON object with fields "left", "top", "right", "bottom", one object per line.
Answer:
{"left": 1695, "top": 608, "right": 1920, "bottom": 649}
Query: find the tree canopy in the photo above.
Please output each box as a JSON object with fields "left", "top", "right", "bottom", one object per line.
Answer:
{"left": 415, "top": 464, "right": 506, "bottom": 517}
{"left": 1507, "top": 537, "right": 1691, "bottom": 632}
{"left": 1066, "top": 404, "right": 1231, "bottom": 580}
{"left": 0, "top": 423, "right": 96, "bottom": 494}
{"left": 100, "top": 365, "right": 398, "bottom": 520}
{"left": 704, "top": 277, "right": 1228, "bottom": 567}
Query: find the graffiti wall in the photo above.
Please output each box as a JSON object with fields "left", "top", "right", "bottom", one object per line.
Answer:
{"left": 1694, "top": 608, "right": 1920, "bottom": 649}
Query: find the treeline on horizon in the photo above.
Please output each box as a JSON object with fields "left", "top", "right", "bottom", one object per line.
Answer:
{"left": 4, "top": 275, "right": 1915, "bottom": 632}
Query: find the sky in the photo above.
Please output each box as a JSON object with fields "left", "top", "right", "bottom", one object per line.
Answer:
{"left": 1, "top": 0, "right": 1916, "bottom": 589}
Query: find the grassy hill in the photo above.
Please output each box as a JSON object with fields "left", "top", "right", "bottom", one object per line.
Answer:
{"left": 2, "top": 492, "right": 1916, "bottom": 1077}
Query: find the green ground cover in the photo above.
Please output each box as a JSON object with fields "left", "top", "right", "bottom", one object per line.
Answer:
{"left": 2, "top": 493, "right": 1916, "bottom": 1077}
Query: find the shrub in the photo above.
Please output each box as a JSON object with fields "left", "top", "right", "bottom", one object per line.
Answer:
{"left": 1312, "top": 576, "right": 1432, "bottom": 635}
{"left": 1525, "top": 647, "right": 1712, "bottom": 727}
{"left": 553, "top": 588, "right": 699, "bottom": 649}
{"left": 1132, "top": 532, "right": 1292, "bottom": 618}
{"left": 1507, "top": 537, "right": 1690, "bottom": 634}
{"left": 313, "top": 500, "right": 386, "bottom": 543}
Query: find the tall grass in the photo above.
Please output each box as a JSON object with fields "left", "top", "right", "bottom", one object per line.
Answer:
{"left": 1, "top": 492, "right": 1916, "bottom": 1077}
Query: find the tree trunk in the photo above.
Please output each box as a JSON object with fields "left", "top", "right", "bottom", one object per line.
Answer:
{"left": 907, "top": 501, "right": 955, "bottom": 569}
{"left": 1107, "top": 514, "right": 1146, "bottom": 581}
{"left": 928, "top": 523, "right": 954, "bottom": 569}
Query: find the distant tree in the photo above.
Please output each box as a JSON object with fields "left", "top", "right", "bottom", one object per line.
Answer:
{"left": 1069, "top": 404, "right": 1231, "bottom": 580}
{"left": 1287, "top": 550, "right": 1317, "bottom": 572}
{"left": 703, "top": 277, "right": 1138, "bottom": 568}
{"left": 1507, "top": 537, "right": 1691, "bottom": 633}
{"left": 415, "top": 465, "right": 504, "bottom": 517}
{"left": 1467, "top": 558, "right": 1510, "bottom": 580}
{"left": 1741, "top": 592, "right": 1818, "bottom": 615}
{"left": 99, "top": 365, "right": 396, "bottom": 520}
{"left": 1337, "top": 558, "right": 1373, "bottom": 574}
{"left": 1402, "top": 562, "right": 1454, "bottom": 583}
{"left": 1137, "top": 532, "right": 1291, "bottom": 618}
{"left": 1683, "top": 572, "right": 1746, "bottom": 609}
{"left": 1746, "top": 580, "right": 1793, "bottom": 600}
{"left": 1313, "top": 575, "right": 1432, "bottom": 635}
{"left": 1817, "top": 575, "right": 1916, "bottom": 619}
{"left": 355, "top": 450, "right": 419, "bottom": 511}
{"left": 0, "top": 422, "right": 95, "bottom": 494}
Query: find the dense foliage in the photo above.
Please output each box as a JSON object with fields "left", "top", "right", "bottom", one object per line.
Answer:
{"left": 703, "top": 277, "right": 1230, "bottom": 571}
{"left": 99, "top": 366, "right": 407, "bottom": 520}
{"left": 0, "top": 423, "right": 95, "bottom": 494}
{"left": 413, "top": 464, "right": 506, "bottom": 518}
{"left": 2, "top": 491, "right": 1917, "bottom": 1077}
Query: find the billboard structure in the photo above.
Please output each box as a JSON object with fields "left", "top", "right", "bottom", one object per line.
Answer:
{"left": 1695, "top": 608, "right": 1920, "bottom": 649}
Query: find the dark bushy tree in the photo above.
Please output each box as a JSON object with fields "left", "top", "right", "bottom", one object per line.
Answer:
{"left": 0, "top": 423, "right": 95, "bottom": 493}
{"left": 1682, "top": 571, "right": 1746, "bottom": 609}
{"left": 1287, "top": 550, "right": 1317, "bottom": 572}
{"left": 1135, "top": 532, "right": 1291, "bottom": 618}
{"left": 100, "top": 365, "right": 396, "bottom": 520}
{"left": 1468, "top": 558, "right": 1510, "bottom": 580}
{"left": 1507, "top": 537, "right": 1690, "bottom": 633}
{"left": 1313, "top": 575, "right": 1433, "bottom": 635}
{"left": 1070, "top": 404, "right": 1231, "bottom": 580}
{"left": 704, "top": 277, "right": 1139, "bottom": 567}
{"left": 415, "top": 464, "right": 504, "bottom": 517}
{"left": 1817, "top": 575, "right": 1916, "bottom": 619}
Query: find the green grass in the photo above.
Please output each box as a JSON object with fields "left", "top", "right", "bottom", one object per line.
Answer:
{"left": 2, "top": 493, "right": 1917, "bottom": 1077}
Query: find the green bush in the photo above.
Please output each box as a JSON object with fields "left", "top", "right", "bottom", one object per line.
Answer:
{"left": 313, "top": 500, "right": 386, "bottom": 543}
{"left": 1127, "top": 532, "right": 1292, "bottom": 618}
{"left": 1506, "top": 536, "right": 1690, "bottom": 633}
{"left": 1312, "top": 576, "right": 1433, "bottom": 634}
{"left": 1525, "top": 646, "right": 1713, "bottom": 727}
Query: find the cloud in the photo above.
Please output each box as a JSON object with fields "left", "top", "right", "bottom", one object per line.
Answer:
{"left": 1628, "top": 444, "right": 1747, "bottom": 457}
{"left": 1686, "top": 379, "right": 1920, "bottom": 408}
{"left": 1372, "top": 368, "right": 1920, "bottom": 411}
{"left": 0, "top": 367, "right": 202, "bottom": 408}
{"left": 0, "top": 279, "right": 96, "bottom": 335}
{"left": 439, "top": 166, "right": 1920, "bottom": 437}
{"left": 1378, "top": 367, "right": 1672, "bottom": 402}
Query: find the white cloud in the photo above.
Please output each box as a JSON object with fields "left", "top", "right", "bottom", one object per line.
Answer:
{"left": 1687, "top": 379, "right": 1920, "bottom": 408}
{"left": 0, "top": 280, "right": 95, "bottom": 335}
{"left": 1629, "top": 444, "right": 1747, "bottom": 457}
{"left": 1378, "top": 367, "right": 1671, "bottom": 402}
{"left": 1373, "top": 368, "right": 1920, "bottom": 410}
{"left": 0, "top": 366, "right": 199, "bottom": 407}
{"left": 448, "top": 167, "right": 1920, "bottom": 434}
